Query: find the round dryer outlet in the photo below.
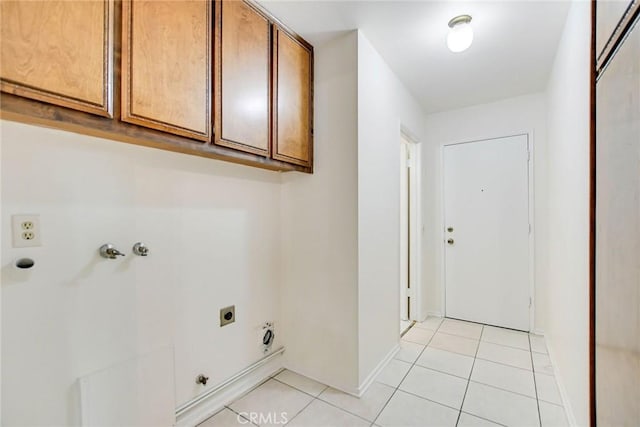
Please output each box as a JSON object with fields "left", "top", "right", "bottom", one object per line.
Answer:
{"left": 262, "top": 322, "right": 275, "bottom": 354}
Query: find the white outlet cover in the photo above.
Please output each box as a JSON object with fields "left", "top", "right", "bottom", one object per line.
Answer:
{"left": 12, "top": 214, "right": 42, "bottom": 248}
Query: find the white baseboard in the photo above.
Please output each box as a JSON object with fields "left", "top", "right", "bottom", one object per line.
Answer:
{"left": 175, "top": 350, "right": 284, "bottom": 427}
{"left": 545, "top": 340, "right": 577, "bottom": 426}
{"left": 356, "top": 344, "right": 400, "bottom": 397}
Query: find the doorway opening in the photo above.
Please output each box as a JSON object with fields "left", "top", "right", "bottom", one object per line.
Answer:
{"left": 400, "top": 133, "right": 420, "bottom": 334}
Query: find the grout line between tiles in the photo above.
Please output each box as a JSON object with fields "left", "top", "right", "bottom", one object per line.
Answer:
{"left": 312, "top": 395, "right": 383, "bottom": 425}
{"left": 529, "top": 334, "right": 543, "bottom": 427}
{"left": 455, "top": 324, "right": 483, "bottom": 426}
{"left": 406, "top": 359, "right": 540, "bottom": 402}
{"left": 459, "top": 410, "right": 509, "bottom": 427}
{"left": 433, "top": 329, "right": 483, "bottom": 341}
{"left": 389, "top": 387, "right": 468, "bottom": 413}
{"left": 223, "top": 405, "right": 258, "bottom": 426}
{"left": 271, "top": 376, "right": 328, "bottom": 400}
{"left": 467, "top": 379, "right": 539, "bottom": 401}
{"left": 371, "top": 318, "right": 443, "bottom": 425}
{"left": 281, "top": 392, "right": 317, "bottom": 426}
{"left": 474, "top": 355, "right": 534, "bottom": 372}
{"left": 480, "top": 338, "right": 532, "bottom": 352}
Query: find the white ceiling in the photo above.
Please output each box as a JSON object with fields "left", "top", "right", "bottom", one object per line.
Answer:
{"left": 259, "top": 0, "right": 571, "bottom": 113}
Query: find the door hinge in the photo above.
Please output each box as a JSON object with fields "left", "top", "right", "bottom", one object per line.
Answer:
{"left": 529, "top": 223, "right": 532, "bottom": 234}
{"left": 529, "top": 297, "right": 532, "bottom": 308}
{"left": 527, "top": 150, "right": 531, "bottom": 161}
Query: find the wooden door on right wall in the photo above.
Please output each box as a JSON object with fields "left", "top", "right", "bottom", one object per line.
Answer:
{"left": 272, "top": 26, "right": 313, "bottom": 168}
{"left": 593, "top": 1, "right": 640, "bottom": 425}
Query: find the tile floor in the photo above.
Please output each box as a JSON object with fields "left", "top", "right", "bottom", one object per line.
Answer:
{"left": 199, "top": 317, "right": 568, "bottom": 427}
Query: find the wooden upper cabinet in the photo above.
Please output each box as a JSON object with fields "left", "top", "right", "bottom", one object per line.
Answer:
{"left": 272, "top": 26, "right": 313, "bottom": 167}
{"left": 121, "top": 0, "right": 212, "bottom": 141}
{"left": 0, "top": 0, "right": 114, "bottom": 117}
{"left": 214, "top": 0, "right": 271, "bottom": 156}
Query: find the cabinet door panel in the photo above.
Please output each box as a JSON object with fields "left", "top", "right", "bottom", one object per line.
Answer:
{"left": 0, "top": 0, "right": 113, "bottom": 117}
{"left": 273, "top": 27, "right": 313, "bottom": 167}
{"left": 122, "top": 0, "right": 211, "bottom": 141}
{"left": 595, "top": 0, "right": 632, "bottom": 58}
{"left": 595, "top": 17, "right": 640, "bottom": 426}
{"left": 214, "top": 0, "right": 271, "bottom": 155}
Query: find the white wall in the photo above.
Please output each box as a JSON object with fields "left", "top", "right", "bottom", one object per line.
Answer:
{"left": 280, "top": 29, "right": 428, "bottom": 393}
{"left": 356, "top": 31, "right": 426, "bottom": 385}
{"left": 280, "top": 31, "right": 360, "bottom": 393}
{"left": 1, "top": 120, "right": 283, "bottom": 425}
{"left": 544, "top": 1, "right": 591, "bottom": 425}
{"left": 422, "top": 93, "right": 548, "bottom": 331}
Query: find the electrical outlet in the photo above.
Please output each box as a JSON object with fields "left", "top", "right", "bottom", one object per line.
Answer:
{"left": 12, "top": 215, "right": 42, "bottom": 248}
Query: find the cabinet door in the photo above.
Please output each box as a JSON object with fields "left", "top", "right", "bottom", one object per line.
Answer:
{"left": 122, "top": 0, "right": 212, "bottom": 141}
{"left": 272, "top": 26, "right": 313, "bottom": 167}
{"left": 214, "top": 0, "right": 271, "bottom": 156}
{"left": 0, "top": 0, "right": 114, "bottom": 117}
{"left": 595, "top": 16, "right": 640, "bottom": 426}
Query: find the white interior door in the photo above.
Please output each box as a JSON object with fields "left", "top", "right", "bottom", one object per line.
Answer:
{"left": 444, "top": 135, "right": 530, "bottom": 331}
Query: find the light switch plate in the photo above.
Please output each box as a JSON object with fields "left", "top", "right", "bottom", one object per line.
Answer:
{"left": 12, "top": 214, "right": 42, "bottom": 248}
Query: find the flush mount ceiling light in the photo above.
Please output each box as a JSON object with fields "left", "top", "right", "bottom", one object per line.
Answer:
{"left": 447, "top": 14, "right": 473, "bottom": 53}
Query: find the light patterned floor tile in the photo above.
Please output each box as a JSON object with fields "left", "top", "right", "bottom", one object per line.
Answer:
{"left": 395, "top": 340, "right": 425, "bottom": 363}
{"left": 416, "top": 347, "right": 474, "bottom": 379}
{"left": 286, "top": 399, "right": 369, "bottom": 427}
{"left": 375, "top": 359, "right": 412, "bottom": 388}
{"left": 476, "top": 341, "right": 532, "bottom": 370}
{"left": 457, "top": 412, "right": 503, "bottom": 426}
{"left": 318, "top": 382, "right": 395, "bottom": 422}
{"left": 532, "top": 352, "right": 555, "bottom": 375}
{"left": 229, "top": 379, "right": 313, "bottom": 427}
{"left": 535, "top": 373, "right": 562, "bottom": 405}
{"left": 414, "top": 316, "right": 444, "bottom": 331}
{"left": 529, "top": 334, "right": 548, "bottom": 354}
{"left": 439, "top": 318, "right": 484, "bottom": 339}
{"left": 471, "top": 358, "right": 536, "bottom": 398}
{"left": 539, "top": 401, "right": 568, "bottom": 427}
{"left": 198, "top": 408, "right": 254, "bottom": 426}
{"left": 481, "top": 326, "right": 530, "bottom": 350}
{"left": 429, "top": 332, "right": 479, "bottom": 357}
{"left": 402, "top": 327, "right": 435, "bottom": 345}
{"left": 274, "top": 370, "right": 327, "bottom": 397}
{"left": 376, "top": 390, "right": 459, "bottom": 427}
{"left": 399, "top": 365, "right": 468, "bottom": 409}
{"left": 462, "top": 382, "right": 539, "bottom": 427}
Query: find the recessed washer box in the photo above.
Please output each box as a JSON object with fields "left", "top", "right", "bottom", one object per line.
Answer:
{"left": 220, "top": 305, "right": 235, "bottom": 327}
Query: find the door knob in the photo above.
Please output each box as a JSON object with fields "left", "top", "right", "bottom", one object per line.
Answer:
{"left": 447, "top": 238, "right": 454, "bottom": 245}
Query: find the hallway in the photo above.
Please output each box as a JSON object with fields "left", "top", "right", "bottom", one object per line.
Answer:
{"left": 200, "top": 318, "right": 567, "bottom": 426}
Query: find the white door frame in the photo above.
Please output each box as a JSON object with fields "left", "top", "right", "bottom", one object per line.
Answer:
{"left": 439, "top": 131, "right": 535, "bottom": 331}
{"left": 401, "top": 129, "right": 423, "bottom": 321}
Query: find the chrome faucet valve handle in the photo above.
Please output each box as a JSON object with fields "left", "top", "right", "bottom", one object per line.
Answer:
{"left": 99, "top": 244, "right": 125, "bottom": 259}
{"left": 132, "top": 242, "right": 149, "bottom": 257}
{"left": 196, "top": 374, "right": 209, "bottom": 386}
